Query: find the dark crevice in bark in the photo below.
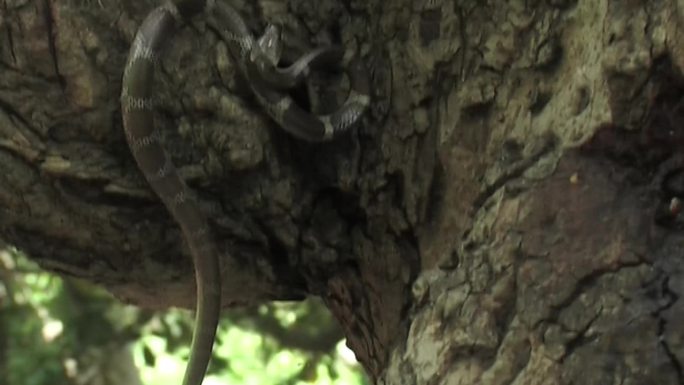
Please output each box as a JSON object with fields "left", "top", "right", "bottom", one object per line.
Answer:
{"left": 654, "top": 275, "right": 682, "bottom": 383}
{"left": 658, "top": 317, "right": 682, "bottom": 384}
{"left": 472, "top": 133, "right": 558, "bottom": 210}
{"left": 542, "top": 260, "right": 647, "bottom": 328}
{"left": 59, "top": 176, "right": 130, "bottom": 206}
{"left": 528, "top": 90, "right": 551, "bottom": 115}
{"left": 558, "top": 311, "right": 601, "bottom": 363}
{"left": 0, "top": 98, "right": 32, "bottom": 132}
{"left": 253, "top": 217, "right": 308, "bottom": 295}
{"left": 42, "top": 0, "right": 66, "bottom": 90}
{"left": 1, "top": 1, "right": 17, "bottom": 66}
{"left": 423, "top": 161, "right": 445, "bottom": 230}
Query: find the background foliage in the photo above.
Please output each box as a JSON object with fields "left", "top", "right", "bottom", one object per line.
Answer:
{"left": 0, "top": 247, "right": 367, "bottom": 385}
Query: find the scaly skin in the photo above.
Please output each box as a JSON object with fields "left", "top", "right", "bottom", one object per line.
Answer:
{"left": 120, "top": 1, "right": 370, "bottom": 384}
{"left": 250, "top": 24, "right": 348, "bottom": 90}
{"left": 120, "top": 4, "right": 220, "bottom": 385}
{"left": 206, "top": 0, "right": 371, "bottom": 141}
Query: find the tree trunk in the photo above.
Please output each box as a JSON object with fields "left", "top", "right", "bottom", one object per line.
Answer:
{"left": 2, "top": 0, "right": 684, "bottom": 383}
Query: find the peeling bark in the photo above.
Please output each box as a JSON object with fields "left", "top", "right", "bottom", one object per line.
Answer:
{"left": 2, "top": 0, "right": 684, "bottom": 383}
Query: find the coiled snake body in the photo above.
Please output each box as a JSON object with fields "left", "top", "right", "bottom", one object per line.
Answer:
{"left": 120, "top": 1, "right": 369, "bottom": 385}
{"left": 207, "top": 0, "right": 371, "bottom": 141}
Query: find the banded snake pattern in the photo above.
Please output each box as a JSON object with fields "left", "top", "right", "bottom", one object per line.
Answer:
{"left": 119, "top": 1, "right": 370, "bottom": 384}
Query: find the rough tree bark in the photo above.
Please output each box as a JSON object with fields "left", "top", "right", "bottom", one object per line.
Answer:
{"left": 2, "top": 0, "right": 684, "bottom": 383}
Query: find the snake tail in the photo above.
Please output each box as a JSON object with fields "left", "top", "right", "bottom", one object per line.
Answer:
{"left": 121, "top": 4, "right": 221, "bottom": 385}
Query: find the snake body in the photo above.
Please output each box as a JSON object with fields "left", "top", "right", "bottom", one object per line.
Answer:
{"left": 207, "top": 0, "right": 371, "bottom": 141}
{"left": 250, "top": 25, "right": 347, "bottom": 90}
{"left": 121, "top": 1, "right": 369, "bottom": 385}
{"left": 121, "top": 4, "right": 220, "bottom": 385}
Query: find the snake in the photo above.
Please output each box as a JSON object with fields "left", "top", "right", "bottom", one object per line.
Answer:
{"left": 121, "top": 1, "right": 369, "bottom": 385}
{"left": 120, "top": 4, "right": 220, "bottom": 385}
{"left": 249, "top": 24, "right": 348, "bottom": 90}
{"left": 206, "top": 0, "right": 371, "bottom": 141}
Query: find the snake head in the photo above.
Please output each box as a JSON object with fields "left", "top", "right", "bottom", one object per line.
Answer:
{"left": 252, "top": 23, "right": 283, "bottom": 69}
